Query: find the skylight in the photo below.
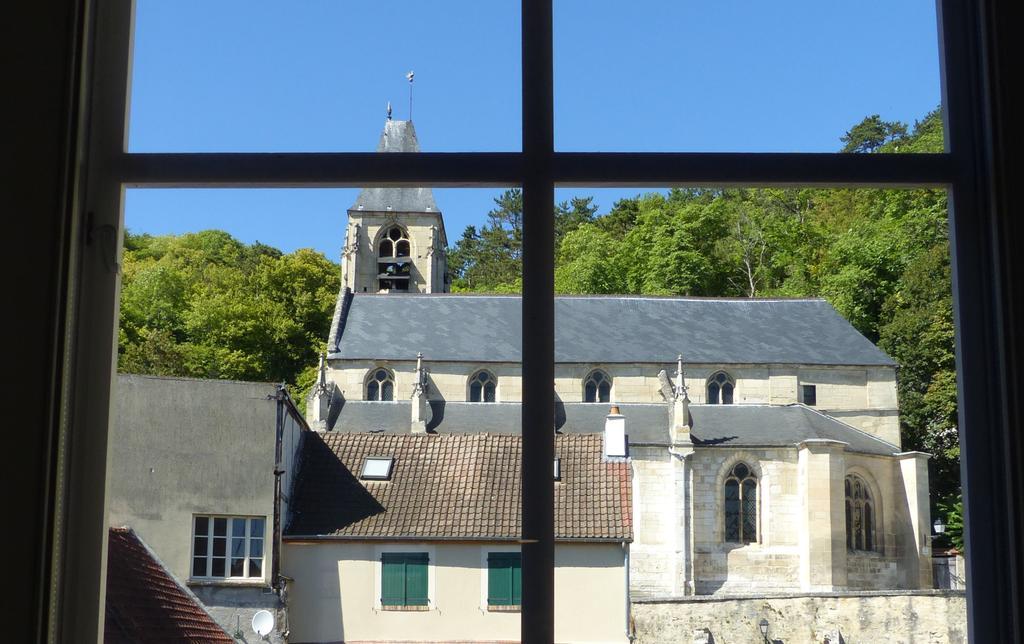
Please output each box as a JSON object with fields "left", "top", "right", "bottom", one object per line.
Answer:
{"left": 361, "top": 456, "right": 394, "bottom": 481}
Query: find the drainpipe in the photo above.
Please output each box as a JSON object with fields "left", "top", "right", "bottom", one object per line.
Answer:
{"left": 272, "top": 386, "right": 285, "bottom": 593}
{"left": 624, "top": 541, "right": 635, "bottom": 641}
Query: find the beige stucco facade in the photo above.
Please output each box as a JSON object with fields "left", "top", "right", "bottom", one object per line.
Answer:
{"left": 282, "top": 541, "right": 629, "bottom": 643}
{"left": 325, "top": 360, "right": 899, "bottom": 443}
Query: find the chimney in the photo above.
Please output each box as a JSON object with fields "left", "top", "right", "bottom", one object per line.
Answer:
{"left": 604, "top": 405, "right": 627, "bottom": 458}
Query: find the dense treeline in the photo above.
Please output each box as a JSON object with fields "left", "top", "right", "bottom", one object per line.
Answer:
{"left": 118, "top": 230, "right": 339, "bottom": 396}
{"left": 448, "top": 109, "right": 961, "bottom": 542}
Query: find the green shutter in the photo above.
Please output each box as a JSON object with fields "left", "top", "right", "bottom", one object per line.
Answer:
{"left": 511, "top": 554, "right": 522, "bottom": 606}
{"left": 488, "top": 552, "right": 521, "bottom": 606}
{"left": 381, "top": 554, "right": 406, "bottom": 605}
{"left": 405, "top": 553, "right": 429, "bottom": 606}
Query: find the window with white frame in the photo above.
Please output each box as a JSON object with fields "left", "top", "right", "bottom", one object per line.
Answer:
{"left": 191, "top": 515, "right": 265, "bottom": 579}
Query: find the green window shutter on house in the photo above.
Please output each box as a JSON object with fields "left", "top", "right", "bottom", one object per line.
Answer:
{"left": 381, "top": 554, "right": 406, "bottom": 605}
{"left": 381, "top": 553, "right": 429, "bottom": 606}
{"left": 488, "top": 553, "right": 521, "bottom": 606}
{"left": 405, "top": 553, "right": 429, "bottom": 606}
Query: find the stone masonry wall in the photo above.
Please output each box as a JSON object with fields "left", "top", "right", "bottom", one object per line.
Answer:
{"left": 632, "top": 591, "right": 967, "bottom": 644}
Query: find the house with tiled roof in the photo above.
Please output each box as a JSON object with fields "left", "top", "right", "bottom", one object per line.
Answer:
{"left": 282, "top": 431, "right": 632, "bottom": 643}
{"left": 300, "top": 115, "right": 935, "bottom": 621}
{"left": 105, "top": 527, "right": 234, "bottom": 643}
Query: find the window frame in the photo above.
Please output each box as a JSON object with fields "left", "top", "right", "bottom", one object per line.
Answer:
{"left": 706, "top": 370, "right": 735, "bottom": 405}
{"left": 583, "top": 369, "right": 612, "bottom": 403}
{"left": 380, "top": 552, "right": 430, "bottom": 609}
{"left": 44, "top": 0, "right": 1023, "bottom": 641}
{"left": 723, "top": 462, "right": 759, "bottom": 544}
{"left": 487, "top": 551, "right": 523, "bottom": 609}
{"left": 189, "top": 514, "right": 266, "bottom": 583}
{"left": 365, "top": 367, "right": 396, "bottom": 401}
{"left": 374, "top": 544, "right": 435, "bottom": 611}
{"left": 468, "top": 369, "right": 498, "bottom": 402}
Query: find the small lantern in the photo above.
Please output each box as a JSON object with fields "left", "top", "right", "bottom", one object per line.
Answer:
{"left": 759, "top": 618, "right": 770, "bottom": 642}
{"left": 933, "top": 518, "right": 947, "bottom": 534}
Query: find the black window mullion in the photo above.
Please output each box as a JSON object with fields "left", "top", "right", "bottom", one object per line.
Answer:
{"left": 521, "top": 0, "right": 554, "bottom": 642}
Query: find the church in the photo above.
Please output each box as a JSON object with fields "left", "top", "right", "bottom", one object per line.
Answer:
{"left": 298, "top": 116, "right": 934, "bottom": 607}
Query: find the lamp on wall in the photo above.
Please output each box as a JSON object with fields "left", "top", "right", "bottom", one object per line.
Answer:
{"left": 934, "top": 518, "right": 947, "bottom": 534}
{"left": 759, "top": 618, "right": 770, "bottom": 643}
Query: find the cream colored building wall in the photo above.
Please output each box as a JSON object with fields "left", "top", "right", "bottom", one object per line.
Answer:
{"left": 326, "top": 361, "right": 899, "bottom": 438}
{"left": 283, "top": 541, "right": 628, "bottom": 643}
{"left": 343, "top": 212, "right": 447, "bottom": 295}
{"left": 630, "top": 447, "right": 680, "bottom": 597}
{"left": 690, "top": 448, "right": 803, "bottom": 595}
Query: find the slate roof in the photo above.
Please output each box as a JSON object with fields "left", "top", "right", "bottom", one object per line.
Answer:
{"left": 350, "top": 119, "right": 439, "bottom": 213}
{"left": 286, "top": 433, "right": 632, "bottom": 542}
{"left": 687, "top": 404, "right": 899, "bottom": 455}
{"left": 105, "top": 527, "right": 233, "bottom": 643}
{"left": 324, "top": 401, "right": 897, "bottom": 455}
{"left": 329, "top": 294, "right": 895, "bottom": 366}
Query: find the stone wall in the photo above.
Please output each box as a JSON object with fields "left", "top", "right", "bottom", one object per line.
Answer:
{"left": 632, "top": 591, "right": 967, "bottom": 644}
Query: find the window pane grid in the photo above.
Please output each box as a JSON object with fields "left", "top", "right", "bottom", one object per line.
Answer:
{"left": 192, "top": 515, "right": 264, "bottom": 580}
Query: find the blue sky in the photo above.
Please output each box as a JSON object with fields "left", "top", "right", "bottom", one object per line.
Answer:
{"left": 126, "top": 0, "right": 941, "bottom": 257}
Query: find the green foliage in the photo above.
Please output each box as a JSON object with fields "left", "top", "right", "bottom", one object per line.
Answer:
{"left": 936, "top": 496, "right": 965, "bottom": 552}
{"left": 840, "top": 114, "right": 909, "bottom": 153}
{"left": 118, "top": 231, "right": 339, "bottom": 393}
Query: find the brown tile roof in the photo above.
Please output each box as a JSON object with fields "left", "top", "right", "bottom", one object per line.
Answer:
{"left": 105, "top": 527, "right": 233, "bottom": 643}
{"left": 286, "top": 433, "right": 631, "bottom": 542}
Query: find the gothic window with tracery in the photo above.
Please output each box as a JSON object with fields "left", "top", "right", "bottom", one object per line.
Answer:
{"left": 379, "top": 226, "right": 411, "bottom": 257}
{"left": 366, "top": 368, "right": 395, "bottom": 401}
{"left": 845, "top": 474, "right": 875, "bottom": 551}
{"left": 724, "top": 462, "right": 758, "bottom": 543}
{"left": 583, "top": 370, "right": 611, "bottom": 403}
{"left": 707, "top": 371, "right": 735, "bottom": 404}
{"left": 378, "top": 226, "right": 412, "bottom": 291}
{"left": 469, "top": 370, "right": 497, "bottom": 402}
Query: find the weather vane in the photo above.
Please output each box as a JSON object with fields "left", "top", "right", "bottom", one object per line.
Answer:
{"left": 406, "top": 70, "right": 415, "bottom": 121}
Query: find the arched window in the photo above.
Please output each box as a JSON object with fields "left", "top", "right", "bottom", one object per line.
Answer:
{"left": 378, "top": 226, "right": 410, "bottom": 257}
{"left": 377, "top": 226, "right": 412, "bottom": 292}
{"left": 845, "top": 474, "right": 875, "bottom": 551}
{"left": 724, "top": 462, "right": 757, "bottom": 543}
{"left": 707, "top": 371, "right": 735, "bottom": 404}
{"left": 469, "top": 370, "right": 497, "bottom": 402}
{"left": 366, "top": 368, "right": 395, "bottom": 401}
{"left": 583, "top": 370, "right": 611, "bottom": 403}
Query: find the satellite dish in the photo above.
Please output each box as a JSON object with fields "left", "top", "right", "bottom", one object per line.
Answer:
{"left": 252, "top": 610, "right": 275, "bottom": 638}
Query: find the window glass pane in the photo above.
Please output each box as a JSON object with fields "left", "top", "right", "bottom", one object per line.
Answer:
{"left": 382, "top": 381, "right": 394, "bottom": 401}
{"left": 231, "top": 537, "right": 245, "bottom": 558}
{"left": 230, "top": 558, "right": 245, "bottom": 577}
{"left": 211, "top": 558, "right": 225, "bottom": 577}
{"left": 250, "top": 538, "right": 264, "bottom": 559}
{"left": 555, "top": 0, "right": 941, "bottom": 152}
{"left": 724, "top": 480, "right": 740, "bottom": 541}
{"left": 708, "top": 382, "right": 720, "bottom": 405}
{"left": 192, "top": 557, "right": 206, "bottom": 578}
{"left": 249, "top": 559, "right": 263, "bottom": 578}
{"left": 193, "top": 536, "right": 207, "bottom": 557}
{"left": 251, "top": 518, "right": 265, "bottom": 538}
{"left": 742, "top": 480, "right": 757, "bottom": 542}
{"left": 129, "top": 0, "right": 521, "bottom": 152}
{"left": 194, "top": 516, "right": 208, "bottom": 535}
{"left": 470, "top": 382, "right": 482, "bottom": 402}
{"left": 722, "top": 383, "right": 734, "bottom": 404}
{"left": 213, "top": 517, "right": 227, "bottom": 536}
{"left": 598, "top": 381, "right": 610, "bottom": 403}
{"left": 212, "top": 537, "right": 226, "bottom": 557}
{"left": 484, "top": 382, "right": 496, "bottom": 402}
{"left": 232, "top": 518, "right": 246, "bottom": 536}
{"left": 584, "top": 382, "right": 597, "bottom": 403}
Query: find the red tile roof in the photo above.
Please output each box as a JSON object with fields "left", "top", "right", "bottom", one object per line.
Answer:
{"left": 286, "top": 433, "right": 632, "bottom": 541}
{"left": 105, "top": 527, "right": 233, "bottom": 643}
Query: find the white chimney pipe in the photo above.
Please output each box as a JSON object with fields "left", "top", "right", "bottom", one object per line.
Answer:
{"left": 604, "top": 405, "right": 627, "bottom": 458}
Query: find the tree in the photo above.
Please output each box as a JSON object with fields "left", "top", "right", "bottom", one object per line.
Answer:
{"left": 840, "top": 114, "right": 909, "bottom": 153}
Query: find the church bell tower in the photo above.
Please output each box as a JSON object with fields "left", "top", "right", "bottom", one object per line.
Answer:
{"left": 341, "top": 115, "right": 449, "bottom": 294}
